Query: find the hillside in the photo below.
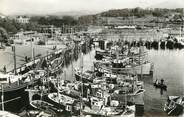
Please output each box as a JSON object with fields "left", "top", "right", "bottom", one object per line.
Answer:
{"left": 99, "top": 8, "right": 183, "bottom": 18}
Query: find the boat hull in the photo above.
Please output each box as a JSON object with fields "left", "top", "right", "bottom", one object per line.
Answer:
{"left": 111, "top": 63, "right": 153, "bottom": 75}
{"left": 83, "top": 105, "right": 135, "bottom": 117}
{"left": 0, "top": 79, "right": 39, "bottom": 112}
{"left": 0, "top": 85, "right": 28, "bottom": 112}
{"left": 75, "top": 73, "right": 93, "bottom": 83}
{"left": 164, "top": 96, "right": 184, "bottom": 116}
{"left": 95, "top": 62, "right": 153, "bottom": 76}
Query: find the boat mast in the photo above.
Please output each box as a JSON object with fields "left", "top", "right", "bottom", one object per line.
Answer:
{"left": 71, "top": 46, "right": 74, "bottom": 81}
{"left": 57, "top": 73, "right": 60, "bottom": 103}
{"left": 140, "top": 45, "right": 143, "bottom": 79}
{"left": 46, "top": 51, "right": 50, "bottom": 93}
{"left": 124, "top": 80, "right": 127, "bottom": 108}
{"left": 12, "top": 46, "right": 17, "bottom": 75}
{"left": 64, "top": 70, "right": 66, "bottom": 81}
{"left": 31, "top": 38, "right": 34, "bottom": 62}
{"left": 80, "top": 51, "right": 84, "bottom": 116}
{"left": 1, "top": 85, "right": 4, "bottom": 111}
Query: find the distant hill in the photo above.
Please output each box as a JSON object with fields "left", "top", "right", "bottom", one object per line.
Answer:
{"left": 8, "top": 10, "right": 100, "bottom": 18}
{"left": 51, "top": 10, "right": 99, "bottom": 18}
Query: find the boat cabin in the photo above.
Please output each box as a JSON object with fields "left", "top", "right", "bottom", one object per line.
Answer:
{"left": 0, "top": 74, "right": 9, "bottom": 84}
{"left": 0, "top": 73, "right": 23, "bottom": 84}
{"left": 90, "top": 97, "right": 104, "bottom": 111}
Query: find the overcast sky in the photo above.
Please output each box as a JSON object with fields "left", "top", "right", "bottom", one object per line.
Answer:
{"left": 0, "top": 0, "right": 184, "bottom": 15}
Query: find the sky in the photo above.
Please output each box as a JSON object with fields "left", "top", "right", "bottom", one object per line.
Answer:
{"left": 0, "top": 0, "right": 184, "bottom": 15}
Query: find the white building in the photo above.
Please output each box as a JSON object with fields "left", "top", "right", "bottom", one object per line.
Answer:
{"left": 11, "top": 31, "right": 44, "bottom": 45}
{"left": 16, "top": 16, "right": 30, "bottom": 23}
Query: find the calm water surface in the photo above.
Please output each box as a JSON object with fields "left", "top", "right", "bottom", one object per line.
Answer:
{"left": 144, "top": 49, "right": 184, "bottom": 113}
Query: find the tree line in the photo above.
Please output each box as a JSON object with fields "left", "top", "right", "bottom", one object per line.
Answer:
{"left": 100, "top": 8, "right": 184, "bottom": 18}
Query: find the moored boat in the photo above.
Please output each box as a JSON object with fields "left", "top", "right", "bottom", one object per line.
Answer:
{"left": 164, "top": 96, "right": 184, "bottom": 116}
{"left": 74, "top": 69, "right": 94, "bottom": 83}
{"left": 30, "top": 100, "right": 63, "bottom": 113}
{"left": 0, "top": 110, "right": 20, "bottom": 117}
{"left": 82, "top": 96, "right": 135, "bottom": 117}
{"left": 153, "top": 79, "right": 167, "bottom": 90}
{"left": 47, "top": 92, "right": 76, "bottom": 110}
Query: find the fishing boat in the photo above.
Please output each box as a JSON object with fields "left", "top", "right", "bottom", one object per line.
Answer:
{"left": 0, "top": 110, "right": 20, "bottom": 117}
{"left": 94, "top": 60, "right": 152, "bottom": 76}
{"left": 153, "top": 79, "right": 167, "bottom": 90}
{"left": 0, "top": 69, "right": 46, "bottom": 112}
{"left": 26, "top": 110, "right": 56, "bottom": 117}
{"left": 95, "top": 45, "right": 140, "bottom": 60}
{"left": 47, "top": 92, "right": 82, "bottom": 115}
{"left": 50, "top": 79, "right": 83, "bottom": 99}
{"left": 111, "top": 88, "right": 145, "bottom": 105}
{"left": 94, "top": 45, "right": 153, "bottom": 76}
{"left": 82, "top": 96, "right": 135, "bottom": 117}
{"left": 164, "top": 96, "right": 184, "bottom": 116}
{"left": 95, "top": 49, "right": 110, "bottom": 60}
{"left": 110, "top": 77, "right": 145, "bottom": 105}
{"left": 83, "top": 105, "right": 135, "bottom": 117}
{"left": 47, "top": 92, "right": 76, "bottom": 109}
{"left": 91, "top": 75, "right": 145, "bottom": 106}
{"left": 75, "top": 69, "right": 94, "bottom": 83}
{"left": 30, "top": 100, "right": 63, "bottom": 113}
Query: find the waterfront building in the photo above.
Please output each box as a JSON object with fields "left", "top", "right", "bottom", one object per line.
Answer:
{"left": 11, "top": 31, "right": 46, "bottom": 45}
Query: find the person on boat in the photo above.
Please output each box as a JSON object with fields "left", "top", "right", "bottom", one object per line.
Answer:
{"left": 155, "top": 79, "right": 159, "bottom": 85}
{"left": 3, "top": 65, "right": 6, "bottom": 73}
{"left": 160, "top": 79, "right": 167, "bottom": 90}
{"left": 25, "top": 56, "right": 28, "bottom": 63}
{"left": 8, "top": 77, "right": 11, "bottom": 84}
{"left": 161, "top": 79, "right": 164, "bottom": 85}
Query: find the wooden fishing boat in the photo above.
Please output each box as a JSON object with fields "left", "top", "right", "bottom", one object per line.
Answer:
{"left": 0, "top": 111, "right": 20, "bottom": 117}
{"left": 164, "top": 96, "right": 184, "bottom": 116}
{"left": 74, "top": 69, "right": 94, "bottom": 83}
{"left": 153, "top": 79, "right": 167, "bottom": 90}
{"left": 27, "top": 110, "right": 56, "bottom": 117}
{"left": 30, "top": 100, "right": 63, "bottom": 113}
{"left": 82, "top": 96, "right": 135, "bottom": 117}
{"left": 94, "top": 61, "right": 153, "bottom": 76}
{"left": 48, "top": 93, "right": 76, "bottom": 108}
{"left": 0, "top": 69, "right": 46, "bottom": 112}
